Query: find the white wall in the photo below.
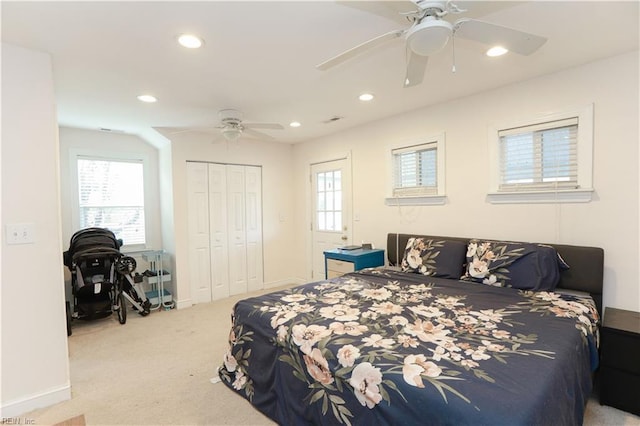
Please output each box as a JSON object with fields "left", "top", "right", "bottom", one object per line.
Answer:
{"left": 292, "top": 51, "right": 640, "bottom": 312}
{"left": 166, "top": 134, "right": 296, "bottom": 308}
{"left": 1, "top": 44, "right": 71, "bottom": 415}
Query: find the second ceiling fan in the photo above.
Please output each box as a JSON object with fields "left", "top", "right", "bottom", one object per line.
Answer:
{"left": 170, "top": 109, "right": 284, "bottom": 142}
{"left": 316, "top": 1, "right": 547, "bottom": 87}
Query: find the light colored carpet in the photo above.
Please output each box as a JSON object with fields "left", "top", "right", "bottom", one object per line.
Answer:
{"left": 25, "top": 284, "right": 640, "bottom": 425}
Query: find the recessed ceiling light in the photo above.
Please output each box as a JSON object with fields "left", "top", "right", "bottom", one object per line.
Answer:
{"left": 137, "top": 95, "right": 157, "bottom": 103}
{"left": 359, "top": 93, "right": 375, "bottom": 101}
{"left": 289, "top": 121, "right": 301, "bottom": 128}
{"left": 486, "top": 46, "right": 508, "bottom": 57}
{"left": 178, "top": 34, "right": 204, "bottom": 49}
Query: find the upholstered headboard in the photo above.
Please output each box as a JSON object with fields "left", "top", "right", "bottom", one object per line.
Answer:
{"left": 387, "top": 233, "right": 604, "bottom": 315}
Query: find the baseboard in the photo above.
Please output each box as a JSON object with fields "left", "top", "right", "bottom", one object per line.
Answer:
{"left": 174, "top": 298, "right": 193, "bottom": 310}
{"left": 1, "top": 383, "right": 71, "bottom": 417}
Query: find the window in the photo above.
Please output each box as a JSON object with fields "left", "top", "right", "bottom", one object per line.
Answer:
{"left": 499, "top": 117, "right": 578, "bottom": 191}
{"left": 393, "top": 143, "right": 437, "bottom": 196}
{"left": 488, "top": 105, "right": 594, "bottom": 203}
{"left": 386, "top": 134, "right": 446, "bottom": 205}
{"left": 77, "top": 156, "right": 146, "bottom": 246}
{"left": 316, "top": 169, "right": 342, "bottom": 231}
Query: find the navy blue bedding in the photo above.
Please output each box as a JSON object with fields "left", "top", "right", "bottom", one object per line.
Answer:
{"left": 219, "top": 268, "right": 599, "bottom": 425}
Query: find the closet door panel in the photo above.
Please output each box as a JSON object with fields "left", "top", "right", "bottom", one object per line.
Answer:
{"left": 227, "top": 165, "right": 247, "bottom": 295}
{"left": 208, "top": 163, "right": 230, "bottom": 300}
{"left": 186, "top": 162, "right": 212, "bottom": 303}
{"left": 245, "top": 166, "right": 264, "bottom": 291}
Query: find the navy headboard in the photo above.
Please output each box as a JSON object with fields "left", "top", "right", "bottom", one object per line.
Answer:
{"left": 387, "top": 233, "right": 604, "bottom": 315}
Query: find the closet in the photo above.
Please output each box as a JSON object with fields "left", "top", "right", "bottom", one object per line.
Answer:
{"left": 187, "top": 162, "right": 263, "bottom": 303}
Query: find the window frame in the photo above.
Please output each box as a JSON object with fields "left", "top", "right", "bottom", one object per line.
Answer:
{"left": 70, "top": 149, "right": 151, "bottom": 250}
{"left": 385, "top": 133, "right": 446, "bottom": 206}
{"left": 487, "top": 104, "right": 594, "bottom": 204}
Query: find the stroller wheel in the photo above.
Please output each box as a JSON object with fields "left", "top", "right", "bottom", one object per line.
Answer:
{"left": 66, "top": 301, "right": 73, "bottom": 336}
{"left": 117, "top": 292, "right": 127, "bottom": 324}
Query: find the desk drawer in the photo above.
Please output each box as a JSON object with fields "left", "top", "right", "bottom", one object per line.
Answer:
{"left": 327, "top": 259, "right": 355, "bottom": 274}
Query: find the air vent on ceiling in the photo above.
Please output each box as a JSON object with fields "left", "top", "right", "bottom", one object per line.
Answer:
{"left": 323, "top": 116, "right": 344, "bottom": 124}
{"left": 99, "top": 127, "right": 124, "bottom": 133}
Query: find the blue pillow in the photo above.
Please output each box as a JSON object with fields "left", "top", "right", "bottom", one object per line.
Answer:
{"left": 401, "top": 238, "right": 467, "bottom": 279}
{"left": 461, "top": 240, "right": 564, "bottom": 291}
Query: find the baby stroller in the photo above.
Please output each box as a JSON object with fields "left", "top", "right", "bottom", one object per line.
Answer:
{"left": 63, "top": 227, "right": 151, "bottom": 336}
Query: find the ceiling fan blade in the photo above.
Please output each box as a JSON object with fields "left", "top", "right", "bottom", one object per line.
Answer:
{"left": 403, "top": 50, "right": 428, "bottom": 88}
{"left": 453, "top": 18, "right": 547, "bottom": 56}
{"left": 242, "top": 128, "right": 274, "bottom": 140}
{"left": 167, "top": 127, "right": 218, "bottom": 135}
{"left": 316, "top": 29, "right": 405, "bottom": 71}
{"left": 243, "top": 122, "right": 284, "bottom": 130}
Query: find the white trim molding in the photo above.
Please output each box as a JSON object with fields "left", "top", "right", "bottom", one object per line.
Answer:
{"left": 1, "top": 383, "right": 71, "bottom": 417}
{"left": 487, "top": 188, "right": 594, "bottom": 204}
{"left": 175, "top": 298, "right": 193, "bottom": 310}
{"left": 385, "top": 195, "right": 447, "bottom": 206}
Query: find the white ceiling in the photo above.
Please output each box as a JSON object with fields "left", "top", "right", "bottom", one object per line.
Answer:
{"left": 2, "top": 1, "right": 638, "bottom": 146}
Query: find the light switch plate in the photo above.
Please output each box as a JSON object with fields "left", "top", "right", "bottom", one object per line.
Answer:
{"left": 6, "top": 223, "right": 36, "bottom": 244}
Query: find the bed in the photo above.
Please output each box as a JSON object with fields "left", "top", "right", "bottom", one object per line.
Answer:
{"left": 218, "top": 233, "right": 604, "bottom": 425}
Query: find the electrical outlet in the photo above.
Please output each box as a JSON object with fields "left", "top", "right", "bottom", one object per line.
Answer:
{"left": 5, "top": 223, "right": 36, "bottom": 245}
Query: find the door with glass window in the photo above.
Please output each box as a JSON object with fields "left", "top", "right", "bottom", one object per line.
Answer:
{"left": 311, "top": 159, "right": 352, "bottom": 280}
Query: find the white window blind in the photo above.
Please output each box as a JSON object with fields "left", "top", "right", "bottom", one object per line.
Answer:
{"left": 77, "top": 157, "right": 146, "bottom": 246}
{"left": 392, "top": 142, "right": 437, "bottom": 197}
{"left": 498, "top": 117, "right": 578, "bottom": 192}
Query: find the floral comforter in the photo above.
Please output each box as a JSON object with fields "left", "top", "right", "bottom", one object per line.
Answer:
{"left": 219, "top": 269, "right": 599, "bottom": 425}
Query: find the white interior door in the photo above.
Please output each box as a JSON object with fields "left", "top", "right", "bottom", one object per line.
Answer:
{"left": 227, "top": 165, "right": 248, "bottom": 295}
{"left": 245, "top": 166, "right": 264, "bottom": 292}
{"left": 208, "top": 163, "right": 230, "bottom": 300}
{"left": 187, "top": 162, "right": 213, "bottom": 303}
{"left": 187, "top": 162, "right": 263, "bottom": 303}
{"left": 311, "top": 158, "right": 352, "bottom": 281}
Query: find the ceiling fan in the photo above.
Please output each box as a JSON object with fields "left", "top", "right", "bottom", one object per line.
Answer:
{"left": 171, "top": 109, "right": 284, "bottom": 141}
{"left": 317, "top": 0, "right": 547, "bottom": 87}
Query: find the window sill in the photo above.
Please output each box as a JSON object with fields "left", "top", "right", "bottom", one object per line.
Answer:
{"left": 487, "top": 188, "right": 594, "bottom": 204}
{"left": 385, "top": 195, "right": 447, "bottom": 206}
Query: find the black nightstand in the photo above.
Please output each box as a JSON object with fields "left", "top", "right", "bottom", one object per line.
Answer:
{"left": 599, "top": 307, "right": 640, "bottom": 415}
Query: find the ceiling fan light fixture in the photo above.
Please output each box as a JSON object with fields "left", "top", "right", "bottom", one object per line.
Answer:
{"left": 406, "top": 19, "right": 452, "bottom": 57}
{"left": 289, "top": 121, "right": 301, "bottom": 128}
{"left": 359, "top": 93, "right": 374, "bottom": 101}
{"left": 221, "top": 127, "right": 241, "bottom": 141}
{"left": 486, "top": 46, "right": 509, "bottom": 57}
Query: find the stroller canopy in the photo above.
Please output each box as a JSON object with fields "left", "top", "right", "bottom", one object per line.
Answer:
{"left": 64, "top": 227, "right": 122, "bottom": 269}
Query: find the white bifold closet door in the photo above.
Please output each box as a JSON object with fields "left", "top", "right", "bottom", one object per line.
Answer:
{"left": 187, "top": 162, "right": 263, "bottom": 304}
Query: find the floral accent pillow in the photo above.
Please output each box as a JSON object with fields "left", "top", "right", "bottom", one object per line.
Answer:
{"left": 461, "top": 240, "right": 564, "bottom": 291}
{"left": 401, "top": 238, "right": 467, "bottom": 279}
